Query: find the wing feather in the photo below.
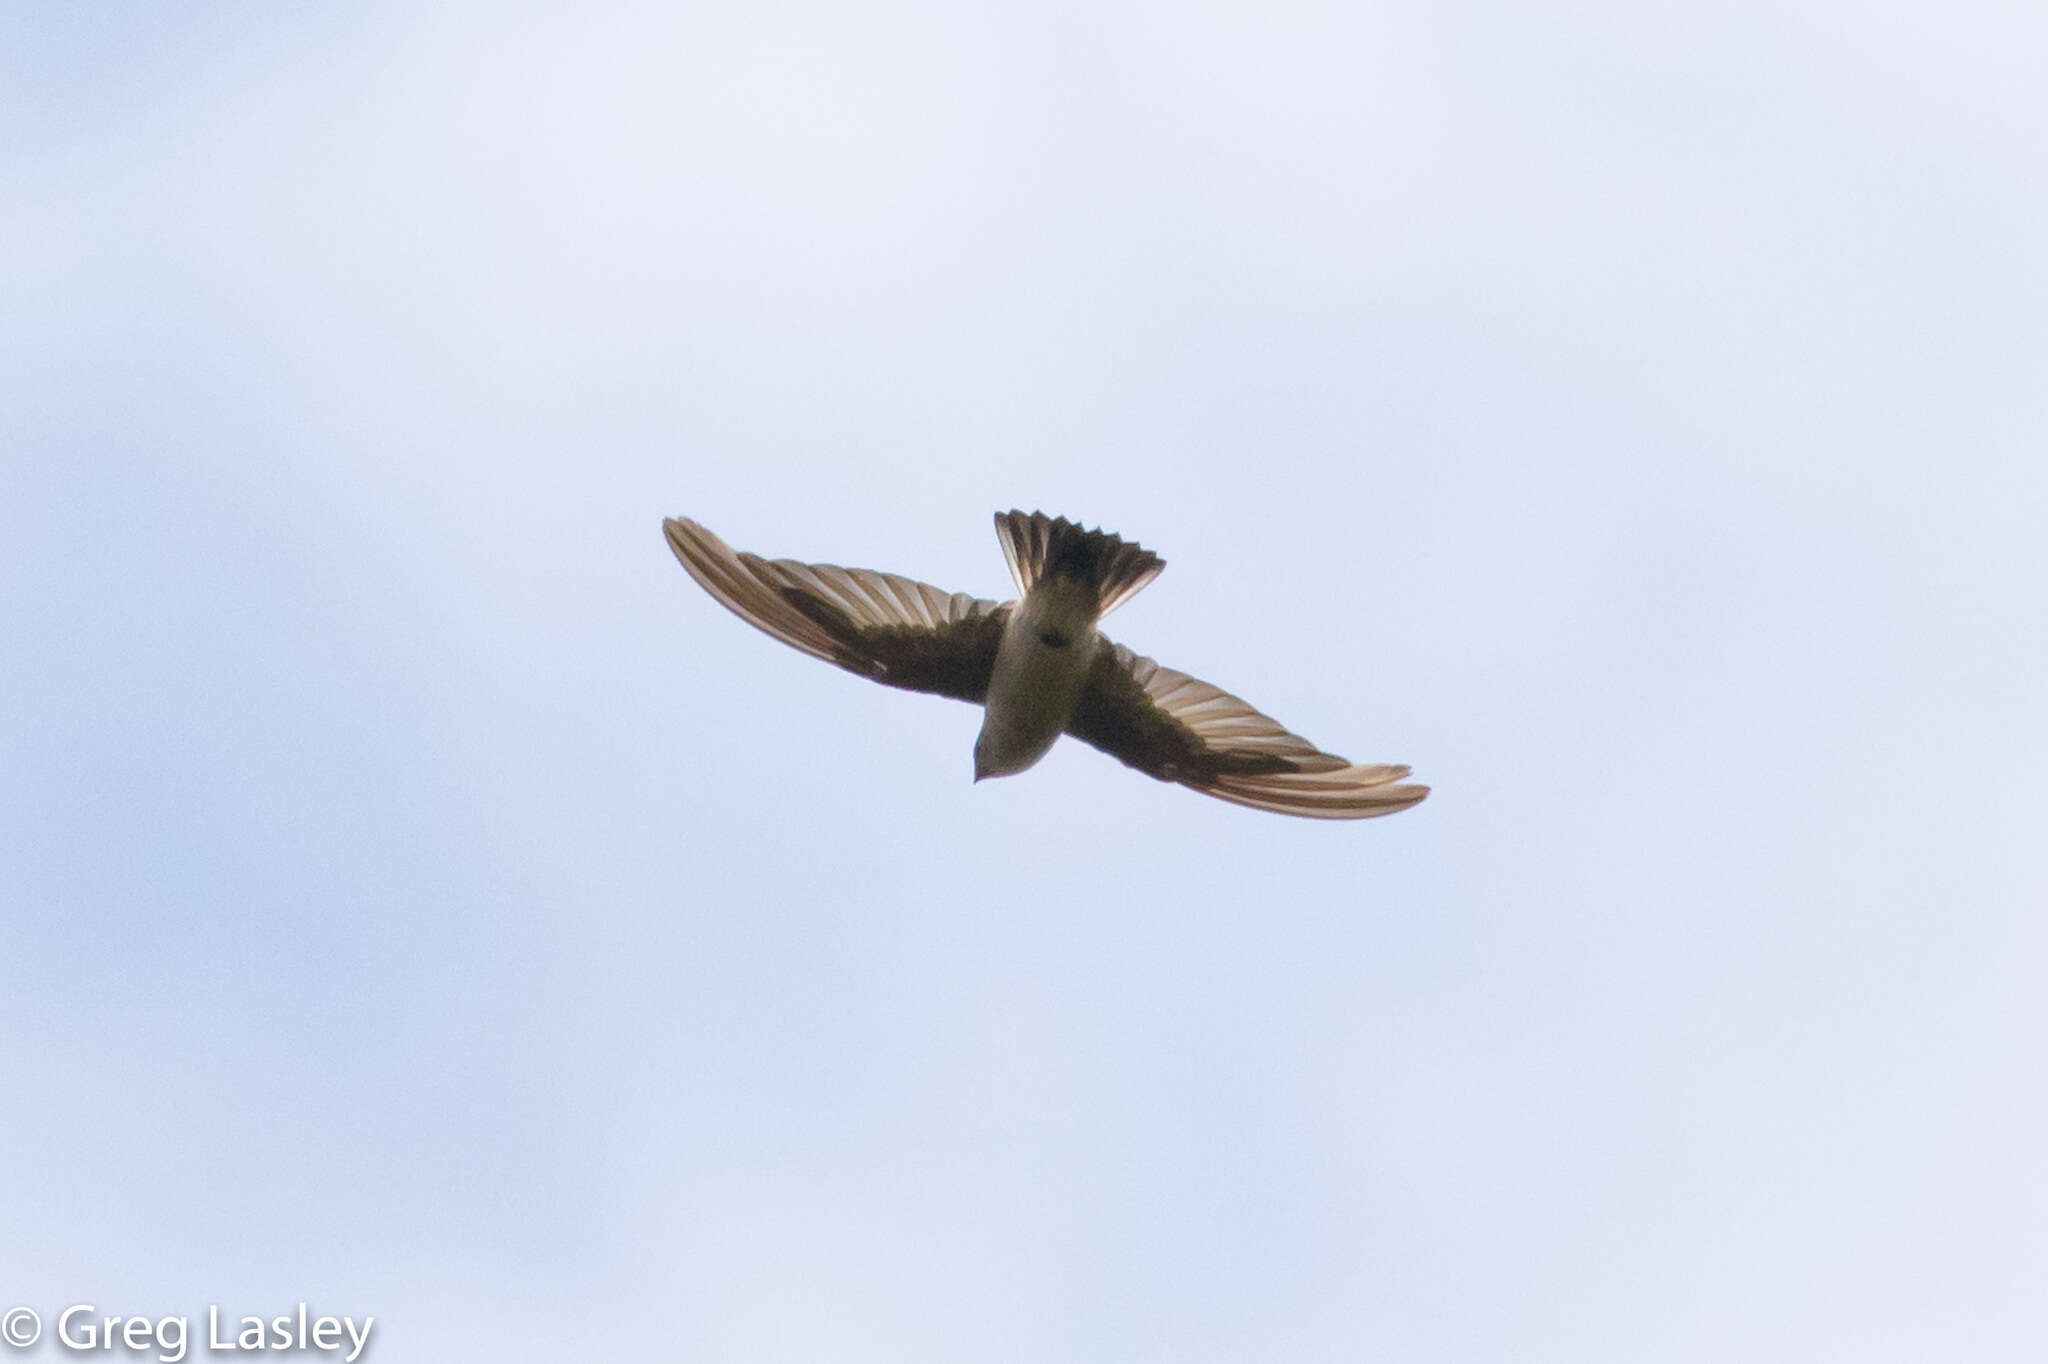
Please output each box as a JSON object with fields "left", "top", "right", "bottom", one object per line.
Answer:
{"left": 664, "top": 517, "right": 1009, "bottom": 702}
{"left": 1065, "top": 642, "right": 1428, "bottom": 820}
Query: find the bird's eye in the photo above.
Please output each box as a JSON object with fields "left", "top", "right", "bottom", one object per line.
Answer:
{"left": 1040, "top": 629, "right": 1070, "bottom": 648}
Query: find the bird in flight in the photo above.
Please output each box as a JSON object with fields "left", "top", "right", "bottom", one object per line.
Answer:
{"left": 663, "top": 511, "right": 1428, "bottom": 820}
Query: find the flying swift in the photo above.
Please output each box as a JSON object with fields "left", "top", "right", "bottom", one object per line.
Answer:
{"left": 663, "top": 511, "right": 1428, "bottom": 820}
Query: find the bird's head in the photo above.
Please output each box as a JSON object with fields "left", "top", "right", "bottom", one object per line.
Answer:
{"left": 973, "top": 724, "right": 1029, "bottom": 783}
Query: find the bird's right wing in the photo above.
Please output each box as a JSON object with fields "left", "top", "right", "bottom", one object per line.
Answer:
{"left": 664, "top": 517, "right": 1011, "bottom": 703}
{"left": 1065, "top": 641, "right": 1429, "bottom": 819}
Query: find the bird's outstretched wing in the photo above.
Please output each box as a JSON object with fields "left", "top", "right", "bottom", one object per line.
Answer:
{"left": 1065, "top": 642, "right": 1429, "bottom": 819}
{"left": 664, "top": 517, "right": 1011, "bottom": 703}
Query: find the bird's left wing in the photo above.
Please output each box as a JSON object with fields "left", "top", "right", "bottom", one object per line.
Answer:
{"left": 1064, "top": 641, "right": 1429, "bottom": 819}
{"left": 664, "top": 517, "right": 1011, "bottom": 703}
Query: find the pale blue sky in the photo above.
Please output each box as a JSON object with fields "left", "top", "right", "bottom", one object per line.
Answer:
{"left": 4, "top": 2, "right": 2043, "bottom": 1360}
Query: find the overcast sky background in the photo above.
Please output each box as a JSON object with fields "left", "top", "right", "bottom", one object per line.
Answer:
{"left": 4, "top": 2, "right": 2043, "bottom": 1360}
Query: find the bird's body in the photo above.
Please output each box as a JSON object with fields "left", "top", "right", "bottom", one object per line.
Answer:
{"left": 663, "top": 510, "right": 1428, "bottom": 820}
{"left": 977, "top": 576, "right": 1103, "bottom": 780}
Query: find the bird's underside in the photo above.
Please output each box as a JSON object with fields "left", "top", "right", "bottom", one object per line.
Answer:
{"left": 663, "top": 514, "right": 1428, "bottom": 820}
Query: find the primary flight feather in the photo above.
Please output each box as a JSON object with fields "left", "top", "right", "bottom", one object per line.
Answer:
{"left": 663, "top": 511, "right": 1427, "bottom": 820}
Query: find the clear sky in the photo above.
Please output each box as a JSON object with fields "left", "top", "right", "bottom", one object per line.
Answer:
{"left": 4, "top": 2, "right": 2043, "bottom": 1360}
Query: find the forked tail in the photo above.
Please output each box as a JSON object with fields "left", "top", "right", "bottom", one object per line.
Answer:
{"left": 994, "top": 510, "right": 1164, "bottom": 618}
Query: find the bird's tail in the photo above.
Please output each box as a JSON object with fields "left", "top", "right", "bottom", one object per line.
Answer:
{"left": 994, "top": 511, "right": 1164, "bottom": 618}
